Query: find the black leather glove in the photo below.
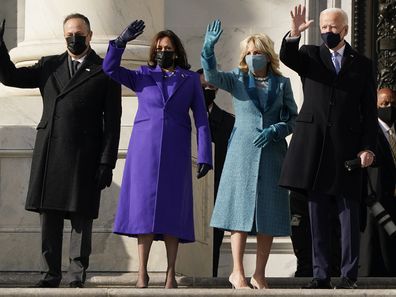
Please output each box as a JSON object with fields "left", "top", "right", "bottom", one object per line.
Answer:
{"left": 114, "top": 20, "right": 145, "bottom": 48}
{"left": 197, "top": 163, "right": 211, "bottom": 179}
{"left": 0, "top": 19, "right": 5, "bottom": 46}
{"left": 95, "top": 164, "right": 113, "bottom": 190}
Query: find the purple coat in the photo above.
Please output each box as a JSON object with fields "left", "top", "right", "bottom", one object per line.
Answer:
{"left": 103, "top": 42, "right": 212, "bottom": 243}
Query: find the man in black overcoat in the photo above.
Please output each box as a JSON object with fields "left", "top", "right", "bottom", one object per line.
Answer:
{"left": 0, "top": 14, "right": 121, "bottom": 288}
{"left": 359, "top": 88, "right": 396, "bottom": 276}
{"left": 198, "top": 69, "right": 235, "bottom": 277}
{"left": 278, "top": 5, "right": 377, "bottom": 289}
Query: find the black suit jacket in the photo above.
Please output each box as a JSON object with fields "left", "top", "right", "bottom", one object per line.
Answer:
{"left": 278, "top": 33, "right": 377, "bottom": 200}
{"left": 0, "top": 43, "right": 122, "bottom": 218}
{"left": 208, "top": 102, "right": 235, "bottom": 196}
{"left": 359, "top": 125, "right": 396, "bottom": 276}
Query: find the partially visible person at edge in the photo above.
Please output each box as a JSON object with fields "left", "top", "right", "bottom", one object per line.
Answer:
{"left": 359, "top": 88, "right": 396, "bottom": 277}
{"left": 197, "top": 68, "right": 235, "bottom": 277}
{"left": 201, "top": 19, "right": 298, "bottom": 289}
{"left": 278, "top": 5, "right": 377, "bottom": 289}
{"left": 0, "top": 14, "right": 122, "bottom": 288}
{"left": 102, "top": 20, "right": 212, "bottom": 289}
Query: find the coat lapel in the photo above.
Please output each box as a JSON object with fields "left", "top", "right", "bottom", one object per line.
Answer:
{"left": 148, "top": 66, "right": 165, "bottom": 102}
{"left": 319, "top": 43, "right": 337, "bottom": 74}
{"left": 56, "top": 50, "right": 102, "bottom": 99}
{"left": 166, "top": 67, "right": 189, "bottom": 103}
{"left": 53, "top": 52, "right": 70, "bottom": 91}
{"left": 242, "top": 71, "right": 280, "bottom": 113}
{"left": 338, "top": 43, "right": 356, "bottom": 76}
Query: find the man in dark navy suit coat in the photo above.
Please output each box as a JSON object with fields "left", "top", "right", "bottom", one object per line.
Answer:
{"left": 279, "top": 5, "right": 377, "bottom": 289}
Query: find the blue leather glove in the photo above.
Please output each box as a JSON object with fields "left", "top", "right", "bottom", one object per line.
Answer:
{"left": 197, "top": 163, "right": 211, "bottom": 179}
{"left": 114, "top": 20, "right": 145, "bottom": 48}
{"left": 253, "top": 127, "right": 277, "bottom": 148}
{"left": 0, "top": 19, "right": 5, "bottom": 45}
{"left": 202, "top": 19, "right": 223, "bottom": 57}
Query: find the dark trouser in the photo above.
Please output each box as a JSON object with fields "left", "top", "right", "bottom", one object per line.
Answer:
{"left": 290, "top": 191, "right": 341, "bottom": 277}
{"left": 308, "top": 192, "right": 360, "bottom": 280}
{"left": 40, "top": 210, "right": 93, "bottom": 285}
{"left": 213, "top": 227, "right": 224, "bottom": 277}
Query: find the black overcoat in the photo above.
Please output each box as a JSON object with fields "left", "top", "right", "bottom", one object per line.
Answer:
{"left": 208, "top": 102, "right": 235, "bottom": 196}
{"left": 278, "top": 34, "right": 377, "bottom": 200}
{"left": 0, "top": 43, "right": 121, "bottom": 218}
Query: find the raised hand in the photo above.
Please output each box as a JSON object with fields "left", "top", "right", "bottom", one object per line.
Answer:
{"left": 202, "top": 19, "right": 223, "bottom": 57}
{"left": 290, "top": 5, "right": 314, "bottom": 37}
{"left": 114, "top": 20, "right": 145, "bottom": 48}
{"left": 0, "top": 19, "right": 5, "bottom": 44}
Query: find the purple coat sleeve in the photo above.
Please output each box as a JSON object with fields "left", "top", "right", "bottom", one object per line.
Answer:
{"left": 102, "top": 40, "right": 140, "bottom": 91}
{"left": 191, "top": 73, "right": 213, "bottom": 166}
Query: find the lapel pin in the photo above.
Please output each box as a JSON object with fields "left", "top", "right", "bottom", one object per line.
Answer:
{"left": 181, "top": 73, "right": 185, "bottom": 78}
{"left": 85, "top": 68, "right": 91, "bottom": 72}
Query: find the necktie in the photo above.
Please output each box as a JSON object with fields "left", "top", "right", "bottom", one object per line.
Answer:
{"left": 387, "top": 129, "right": 396, "bottom": 166}
{"left": 331, "top": 51, "right": 341, "bottom": 74}
{"left": 72, "top": 60, "right": 80, "bottom": 76}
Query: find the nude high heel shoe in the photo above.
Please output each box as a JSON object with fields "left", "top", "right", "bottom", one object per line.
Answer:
{"left": 228, "top": 275, "right": 251, "bottom": 289}
{"left": 250, "top": 276, "right": 268, "bottom": 289}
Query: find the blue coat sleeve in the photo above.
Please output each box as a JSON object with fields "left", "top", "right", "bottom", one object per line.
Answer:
{"left": 102, "top": 40, "right": 141, "bottom": 91}
{"left": 200, "top": 50, "right": 236, "bottom": 93}
{"left": 191, "top": 73, "right": 213, "bottom": 166}
{"left": 271, "top": 78, "right": 298, "bottom": 141}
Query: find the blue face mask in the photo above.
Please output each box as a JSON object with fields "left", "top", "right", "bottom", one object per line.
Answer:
{"left": 245, "top": 54, "right": 268, "bottom": 73}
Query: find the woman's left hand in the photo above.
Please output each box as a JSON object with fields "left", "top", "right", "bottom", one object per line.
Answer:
{"left": 253, "top": 127, "right": 277, "bottom": 148}
{"left": 197, "top": 163, "right": 211, "bottom": 179}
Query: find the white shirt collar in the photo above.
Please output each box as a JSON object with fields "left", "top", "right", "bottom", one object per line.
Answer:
{"left": 71, "top": 54, "right": 87, "bottom": 64}
{"left": 329, "top": 44, "right": 346, "bottom": 57}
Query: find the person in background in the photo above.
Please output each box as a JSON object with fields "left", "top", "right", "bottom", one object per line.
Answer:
{"left": 103, "top": 20, "right": 212, "bottom": 289}
{"left": 278, "top": 5, "right": 377, "bottom": 289}
{"left": 197, "top": 68, "right": 235, "bottom": 277}
{"left": 0, "top": 14, "right": 122, "bottom": 288}
{"left": 201, "top": 20, "right": 298, "bottom": 289}
{"left": 359, "top": 87, "right": 396, "bottom": 277}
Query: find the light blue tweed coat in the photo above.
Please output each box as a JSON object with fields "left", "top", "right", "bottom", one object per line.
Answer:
{"left": 202, "top": 54, "right": 298, "bottom": 236}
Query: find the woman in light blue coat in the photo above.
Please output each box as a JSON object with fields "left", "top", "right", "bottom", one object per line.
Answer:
{"left": 201, "top": 20, "right": 298, "bottom": 289}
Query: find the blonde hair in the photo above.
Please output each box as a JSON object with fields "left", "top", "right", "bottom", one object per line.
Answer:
{"left": 238, "top": 33, "right": 282, "bottom": 76}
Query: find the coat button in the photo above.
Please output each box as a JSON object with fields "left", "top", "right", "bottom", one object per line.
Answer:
{"left": 327, "top": 123, "right": 333, "bottom": 127}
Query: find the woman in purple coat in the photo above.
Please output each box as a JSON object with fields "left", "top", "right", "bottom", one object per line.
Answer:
{"left": 103, "top": 20, "right": 212, "bottom": 288}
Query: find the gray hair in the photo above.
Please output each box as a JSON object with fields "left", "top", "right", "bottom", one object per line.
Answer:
{"left": 320, "top": 8, "right": 348, "bottom": 26}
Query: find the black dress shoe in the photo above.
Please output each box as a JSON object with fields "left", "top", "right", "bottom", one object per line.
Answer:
{"left": 69, "top": 281, "right": 84, "bottom": 288}
{"left": 302, "top": 278, "right": 333, "bottom": 289}
{"left": 335, "top": 277, "right": 357, "bottom": 289}
{"left": 30, "top": 280, "right": 59, "bottom": 288}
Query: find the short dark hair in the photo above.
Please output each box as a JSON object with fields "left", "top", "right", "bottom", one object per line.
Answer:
{"left": 63, "top": 13, "right": 91, "bottom": 32}
{"left": 148, "top": 30, "right": 190, "bottom": 70}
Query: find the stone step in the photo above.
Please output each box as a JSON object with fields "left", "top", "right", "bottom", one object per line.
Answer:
{"left": 1, "top": 288, "right": 396, "bottom": 297}
{"left": 1, "top": 273, "right": 396, "bottom": 296}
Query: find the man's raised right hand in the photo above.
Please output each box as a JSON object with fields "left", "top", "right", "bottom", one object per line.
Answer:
{"left": 290, "top": 5, "right": 314, "bottom": 37}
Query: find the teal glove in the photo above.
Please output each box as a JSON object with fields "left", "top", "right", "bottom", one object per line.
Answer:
{"left": 202, "top": 19, "right": 223, "bottom": 57}
{"left": 253, "top": 127, "right": 277, "bottom": 148}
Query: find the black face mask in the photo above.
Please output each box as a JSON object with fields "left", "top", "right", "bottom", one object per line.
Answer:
{"left": 156, "top": 51, "right": 175, "bottom": 69}
{"left": 321, "top": 32, "right": 342, "bottom": 49}
{"left": 203, "top": 88, "right": 216, "bottom": 109}
{"left": 66, "top": 35, "right": 87, "bottom": 55}
{"left": 378, "top": 106, "right": 396, "bottom": 126}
